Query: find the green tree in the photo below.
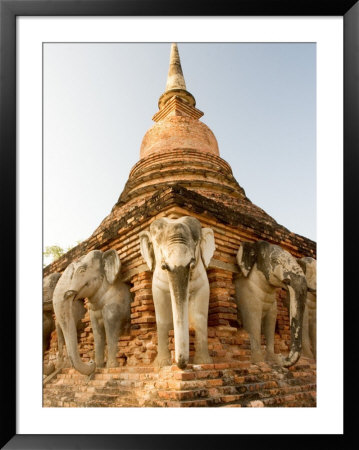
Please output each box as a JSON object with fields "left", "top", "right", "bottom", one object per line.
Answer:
{"left": 43, "top": 240, "right": 82, "bottom": 266}
{"left": 43, "top": 245, "right": 66, "bottom": 261}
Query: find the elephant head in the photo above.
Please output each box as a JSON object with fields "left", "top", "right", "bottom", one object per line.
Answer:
{"left": 66, "top": 249, "right": 121, "bottom": 302}
{"left": 139, "top": 216, "right": 215, "bottom": 369}
{"left": 236, "top": 240, "right": 307, "bottom": 367}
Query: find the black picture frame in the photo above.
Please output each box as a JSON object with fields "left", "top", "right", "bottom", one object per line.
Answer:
{"left": 1, "top": 0, "right": 357, "bottom": 448}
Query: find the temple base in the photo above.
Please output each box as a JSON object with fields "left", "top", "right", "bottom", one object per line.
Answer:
{"left": 43, "top": 358, "right": 316, "bottom": 408}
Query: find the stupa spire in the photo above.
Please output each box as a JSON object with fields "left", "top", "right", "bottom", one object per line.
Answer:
{"left": 153, "top": 43, "right": 203, "bottom": 122}
{"left": 165, "top": 43, "right": 187, "bottom": 91}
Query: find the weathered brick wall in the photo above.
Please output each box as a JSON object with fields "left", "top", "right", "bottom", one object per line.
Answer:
{"left": 207, "top": 269, "right": 237, "bottom": 327}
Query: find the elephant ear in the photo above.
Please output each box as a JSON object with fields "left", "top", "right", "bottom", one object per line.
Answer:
{"left": 296, "top": 257, "right": 307, "bottom": 274}
{"left": 306, "top": 259, "right": 316, "bottom": 291}
{"left": 200, "top": 228, "right": 216, "bottom": 268}
{"left": 298, "top": 257, "right": 316, "bottom": 291}
{"left": 102, "top": 249, "right": 121, "bottom": 284}
{"left": 182, "top": 216, "right": 201, "bottom": 243}
{"left": 52, "top": 263, "right": 75, "bottom": 305}
{"left": 236, "top": 242, "right": 256, "bottom": 277}
{"left": 139, "top": 231, "right": 155, "bottom": 271}
{"left": 60, "top": 262, "right": 75, "bottom": 285}
{"left": 48, "top": 273, "right": 61, "bottom": 290}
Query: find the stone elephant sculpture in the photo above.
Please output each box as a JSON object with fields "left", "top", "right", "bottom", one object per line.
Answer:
{"left": 43, "top": 273, "right": 61, "bottom": 374}
{"left": 297, "top": 257, "right": 316, "bottom": 360}
{"left": 43, "top": 272, "right": 87, "bottom": 376}
{"left": 139, "top": 216, "right": 216, "bottom": 369}
{"left": 54, "top": 249, "right": 132, "bottom": 375}
{"left": 235, "top": 240, "right": 307, "bottom": 368}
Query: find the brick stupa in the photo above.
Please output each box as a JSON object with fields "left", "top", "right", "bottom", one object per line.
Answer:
{"left": 43, "top": 44, "right": 316, "bottom": 407}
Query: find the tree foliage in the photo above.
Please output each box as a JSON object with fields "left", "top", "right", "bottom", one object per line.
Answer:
{"left": 43, "top": 245, "right": 66, "bottom": 261}
{"left": 43, "top": 240, "right": 82, "bottom": 266}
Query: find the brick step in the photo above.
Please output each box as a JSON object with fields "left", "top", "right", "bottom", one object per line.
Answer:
{"left": 285, "top": 377, "right": 316, "bottom": 387}
{"left": 44, "top": 378, "right": 316, "bottom": 403}
{"left": 255, "top": 383, "right": 317, "bottom": 400}
{"left": 55, "top": 366, "right": 157, "bottom": 377}
{"left": 157, "top": 378, "right": 311, "bottom": 402}
{"left": 262, "top": 391, "right": 316, "bottom": 407}
{"left": 44, "top": 386, "right": 133, "bottom": 398}
{"left": 43, "top": 398, "right": 139, "bottom": 408}
{"left": 43, "top": 359, "right": 317, "bottom": 408}
{"left": 52, "top": 376, "right": 157, "bottom": 387}
{"left": 154, "top": 397, "right": 222, "bottom": 407}
{"left": 154, "top": 391, "right": 267, "bottom": 407}
{"left": 43, "top": 388, "right": 153, "bottom": 407}
{"left": 44, "top": 385, "right": 157, "bottom": 400}
{"left": 289, "top": 362, "right": 316, "bottom": 371}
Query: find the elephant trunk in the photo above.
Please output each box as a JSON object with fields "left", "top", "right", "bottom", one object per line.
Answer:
{"left": 283, "top": 275, "right": 307, "bottom": 368}
{"left": 167, "top": 266, "right": 190, "bottom": 369}
{"left": 57, "top": 291, "right": 96, "bottom": 376}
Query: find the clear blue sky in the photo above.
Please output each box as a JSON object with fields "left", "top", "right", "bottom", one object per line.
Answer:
{"left": 43, "top": 43, "right": 316, "bottom": 261}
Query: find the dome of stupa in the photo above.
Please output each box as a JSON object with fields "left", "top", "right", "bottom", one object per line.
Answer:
{"left": 140, "top": 116, "right": 219, "bottom": 159}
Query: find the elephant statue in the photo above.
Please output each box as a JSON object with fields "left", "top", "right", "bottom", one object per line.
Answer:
{"left": 43, "top": 272, "right": 87, "bottom": 376}
{"left": 54, "top": 249, "right": 132, "bottom": 375}
{"left": 297, "top": 257, "right": 316, "bottom": 360}
{"left": 235, "top": 240, "right": 307, "bottom": 368}
{"left": 43, "top": 273, "right": 61, "bottom": 374}
{"left": 139, "top": 215, "right": 216, "bottom": 369}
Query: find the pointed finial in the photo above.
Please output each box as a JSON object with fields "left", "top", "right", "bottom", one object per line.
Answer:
{"left": 157, "top": 43, "right": 196, "bottom": 111}
{"left": 165, "top": 43, "right": 187, "bottom": 91}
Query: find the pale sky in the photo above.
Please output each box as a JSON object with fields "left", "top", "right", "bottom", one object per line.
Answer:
{"left": 43, "top": 43, "right": 316, "bottom": 262}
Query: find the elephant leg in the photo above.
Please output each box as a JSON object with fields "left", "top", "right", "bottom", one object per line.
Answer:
{"left": 43, "top": 313, "right": 54, "bottom": 357}
{"left": 90, "top": 309, "right": 106, "bottom": 368}
{"left": 43, "top": 322, "right": 55, "bottom": 375}
{"left": 103, "top": 303, "right": 122, "bottom": 368}
{"left": 301, "top": 305, "right": 313, "bottom": 358}
{"left": 153, "top": 286, "right": 172, "bottom": 368}
{"left": 189, "top": 286, "right": 212, "bottom": 365}
{"left": 308, "top": 306, "right": 316, "bottom": 360}
{"left": 247, "top": 317, "right": 263, "bottom": 364}
{"left": 263, "top": 299, "right": 282, "bottom": 365}
{"left": 236, "top": 279, "right": 264, "bottom": 364}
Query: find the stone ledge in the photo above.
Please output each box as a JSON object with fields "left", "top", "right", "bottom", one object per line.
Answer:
{"left": 43, "top": 185, "right": 316, "bottom": 277}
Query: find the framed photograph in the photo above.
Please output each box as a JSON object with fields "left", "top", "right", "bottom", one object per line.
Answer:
{"left": 1, "top": 0, "right": 357, "bottom": 448}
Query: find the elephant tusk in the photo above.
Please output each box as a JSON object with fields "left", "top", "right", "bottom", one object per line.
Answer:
{"left": 64, "top": 290, "right": 78, "bottom": 300}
